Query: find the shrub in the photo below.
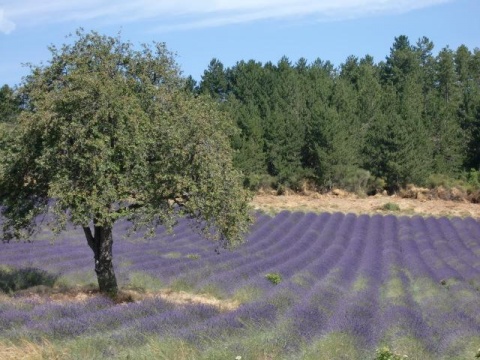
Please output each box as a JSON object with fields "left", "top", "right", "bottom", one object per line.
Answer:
{"left": 368, "top": 177, "right": 387, "bottom": 195}
{"left": 265, "top": 273, "right": 282, "bottom": 285}
{"left": 324, "top": 166, "right": 371, "bottom": 195}
{"left": 427, "top": 170, "right": 480, "bottom": 195}
{"left": 0, "top": 267, "right": 57, "bottom": 293}
{"left": 427, "top": 173, "right": 457, "bottom": 189}
{"left": 243, "top": 173, "right": 276, "bottom": 192}
{"left": 274, "top": 168, "right": 315, "bottom": 194}
{"left": 466, "top": 168, "right": 480, "bottom": 189}
{"left": 375, "top": 347, "right": 408, "bottom": 360}
{"left": 276, "top": 184, "right": 288, "bottom": 196}
{"left": 382, "top": 203, "right": 400, "bottom": 212}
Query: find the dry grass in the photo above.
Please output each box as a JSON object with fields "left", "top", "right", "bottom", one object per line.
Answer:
{"left": 123, "top": 288, "right": 240, "bottom": 312}
{"left": 251, "top": 191, "right": 480, "bottom": 219}
{"left": 7, "top": 286, "right": 240, "bottom": 312}
{"left": 0, "top": 339, "right": 67, "bottom": 360}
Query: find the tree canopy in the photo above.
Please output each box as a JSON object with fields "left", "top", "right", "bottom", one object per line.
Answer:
{"left": 194, "top": 36, "right": 480, "bottom": 193}
{"left": 0, "top": 84, "right": 20, "bottom": 124}
{"left": 0, "top": 30, "right": 252, "bottom": 296}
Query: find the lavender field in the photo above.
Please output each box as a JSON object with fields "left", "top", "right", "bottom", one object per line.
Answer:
{"left": 1, "top": 211, "right": 480, "bottom": 359}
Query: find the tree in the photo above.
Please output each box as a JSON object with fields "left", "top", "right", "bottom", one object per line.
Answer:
{"left": 300, "top": 58, "right": 335, "bottom": 174}
{"left": 414, "top": 37, "right": 436, "bottom": 115}
{"left": 428, "top": 47, "right": 465, "bottom": 175}
{"left": 183, "top": 75, "right": 198, "bottom": 94}
{"left": 0, "top": 84, "right": 21, "bottom": 123}
{"left": 455, "top": 45, "right": 480, "bottom": 170}
{"left": 374, "top": 36, "right": 433, "bottom": 189}
{"left": 0, "top": 30, "right": 251, "bottom": 297}
{"left": 381, "top": 35, "right": 417, "bottom": 89}
{"left": 263, "top": 57, "right": 306, "bottom": 185}
{"left": 0, "top": 85, "right": 21, "bottom": 167}
{"left": 228, "top": 95, "right": 267, "bottom": 182}
{"left": 199, "top": 58, "right": 229, "bottom": 100}
{"left": 219, "top": 60, "right": 269, "bottom": 180}
{"left": 315, "top": 75, "right": 364, "bottom": 190}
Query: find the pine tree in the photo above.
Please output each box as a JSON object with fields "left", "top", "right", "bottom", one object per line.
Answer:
{"left": 199, "top": 58, "right": 229, "bottom": 100}
{"left": 428, "top": 47, "right": 465, "bottom": 175}
{"left": 376, "top": 36, "right": 433, "bottom": 189}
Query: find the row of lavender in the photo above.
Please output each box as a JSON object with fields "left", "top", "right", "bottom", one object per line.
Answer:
{"left": 1, "top": 211, "right": 479, "bottom": 357}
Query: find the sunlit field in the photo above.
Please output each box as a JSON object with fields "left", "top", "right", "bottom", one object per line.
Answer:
{"left": 1, "top": 211, "right": 480, "bottom": 359}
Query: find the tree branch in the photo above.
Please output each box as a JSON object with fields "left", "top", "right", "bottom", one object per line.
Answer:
{"left": 115, "top": 202, "right": 144, "bottom": 215}
{"left": 173, "top": 198, "right": 187, "bottom": 208}
{"left": 115, "top": 192, "right": 188, "bottom": 215}
{"left": 83, "top": 226, "right": 95, "bottom": 252}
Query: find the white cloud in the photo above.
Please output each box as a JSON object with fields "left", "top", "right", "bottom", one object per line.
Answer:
{"left": 0, "top": 9, "right": 16, "bottom": 34}
{"left": 1, "top": 0, "right": 453, "bottom": 34}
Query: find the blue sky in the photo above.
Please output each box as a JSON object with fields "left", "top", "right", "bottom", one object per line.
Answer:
{"left": 1, "top": 0, "right": 479, "bottom": 87}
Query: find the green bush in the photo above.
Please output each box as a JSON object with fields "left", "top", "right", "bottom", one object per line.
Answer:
{"left": 0, "top": 267, "right": 58, "bottom": 293}
{"left": 375, "top": 347, "right": 408, "bottom": 360}
{"left": 367, "top": 176, "right": 387, "bottom": 195}
{"left": 324, "top": 166, "right": 371, "bottom": 195}
{"left": 382, "top": 203, "right": 400, "bottom": 211}
{"left": 243, "top": 173, "right": 276, "bottom": 192}
{"left": 427, "top": 170, "right": 480, "bottom": 193}
{"left": 466, "top": 168, "right": 480, "bottom": 189}
{"left": 268, "top": 167, "right": 315, "bottom": 194}
{"left": 427, "top": 173, "right": 457, "bottom": 189}
{"left": 265, "top": 272, "right": 282, "bottom": 285}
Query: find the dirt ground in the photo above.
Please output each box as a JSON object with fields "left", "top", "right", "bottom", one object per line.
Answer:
{"left": 251, "top": 192, "right": 480, "bottom": 219}
{"left": 8, "top": 287, "right": 239, "bottom": 311}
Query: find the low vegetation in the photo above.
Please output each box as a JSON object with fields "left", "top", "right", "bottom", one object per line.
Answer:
{"left": 381, "top": 202, "right": 401, "bottom": 212}
{"left": 0, "top": 266, "right": 57, "bottom": 293}
{"left": 375, "top": 347, "right": 408, "bottom": 360}
{"left": 0, "top": 211, "right": 479, "bottom": 359}
{"left": 265, "top": 272, "right": 282, "bottom": 285}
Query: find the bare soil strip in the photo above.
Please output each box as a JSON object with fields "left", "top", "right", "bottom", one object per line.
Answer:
{"left": 251, "top": 192, "right": 480, "bottom": 219}
{"left": 8, "top": 287, "right": 239, "bottom": 312}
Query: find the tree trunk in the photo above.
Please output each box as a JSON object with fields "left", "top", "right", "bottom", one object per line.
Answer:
{"left": 83, "top": 223, "right": 118, "bottom": 297}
